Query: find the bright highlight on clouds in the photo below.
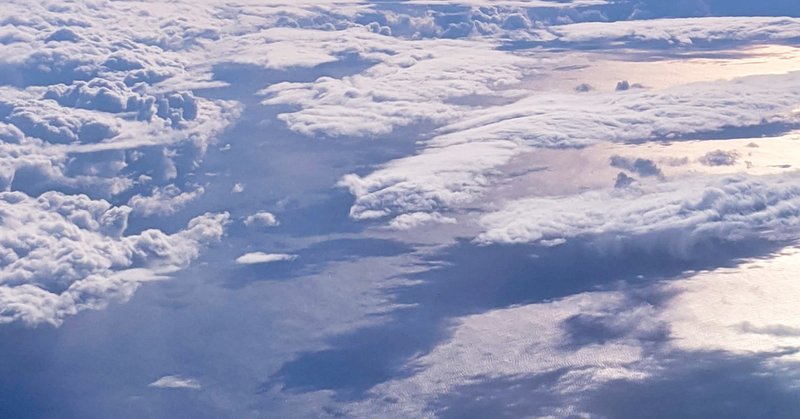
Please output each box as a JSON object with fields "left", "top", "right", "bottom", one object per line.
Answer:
{"left": 235, "top": 252, "right": 297, "bottom": 265}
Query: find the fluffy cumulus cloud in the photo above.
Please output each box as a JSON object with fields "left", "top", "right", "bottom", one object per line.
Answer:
{"left": 0, "top": 0, "right": 263, "bottom": 326}
{"left": 0, "top": 191, "right": 228, "bottom": 326}
{"left": 3, "top": 1, "right": 791, "bottom": 214}
{"left": 478, "top": 174, "right": 800, "bottom": 255}
{"left": 0, "top": 0, "right": 402, "bottom": 326}
{"left": 261, "top": 37, "right": 534, "bottom": 137}
{"left": 0, "top": 21, "right": 239, "bottom": 196}
{"left": 243, "top": 211, "right": 279, "bottom": 227}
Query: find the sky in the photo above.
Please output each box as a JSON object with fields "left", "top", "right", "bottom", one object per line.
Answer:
{"left": 1, "top": 0, "right": 800, "bottom": 417}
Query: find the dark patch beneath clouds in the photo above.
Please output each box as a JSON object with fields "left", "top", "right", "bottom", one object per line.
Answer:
{"left": 615, "top": 172, "right": 636, "bottom": 188}
{"left": 700, "top": 149, "right": 739, "bottom": 166}
{"left": 611, "top": 155, "right": 663, "bottom": 178}
{"left": 561, "top": 310, "right": 668, "bottom": 348}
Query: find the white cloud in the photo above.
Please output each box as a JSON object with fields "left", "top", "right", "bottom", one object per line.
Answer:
{"left": 260, "top": 37, "right": 534, "bottom": 137}
{"left": 541, "top": 16, "right": 800, "bottom": 45}
{"left": 388, "top": 212, "right": 457, "bottom": 230}
{"left": 478, "top": 174, "right": 800, "bottom": 256}
{"left": 0, "top": 0, "right": 415, "bottom": 327}
{"left": 342, "top": 70, "right": 800, "bottom": 226}
{"left": 235, "top": 252, "right": 297, "bottom": 265}
{"left": 0, "top": 190, "right": 229, "bottom": 326}
{"left": 243, "top": 211, "right": 279, "bottom": 227}
{"left": 149, "top": 375, "right": 201, "bottom": 390}
{"left": 340, "top": 139, "right": 528, "bottom": 221}
{"left": 128, "top": 185, "right": 205, "bottom": 217}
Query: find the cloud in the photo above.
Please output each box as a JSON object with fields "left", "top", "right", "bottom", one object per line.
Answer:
{"left": 339, "top": 139, "right": 527, "bottom": 221}
{"left": 478, "top": 174, "right": 800, "bottom": 256}
{"left": 0, "top": 190, "right": 229, "bottom": 326}
{"left": 539, "top": 16, "right": 800, "bottom": 45}
{"left": 128, "top": 185, "right": 205, "bottom": 217}
{"left": 0, "top": 62, "right": 238, "bottom": 196}
{"left": 388, "top": 212, "right": 457, "bottom": 230}
{"left": 235, "top": 252, "right": 297, "bottom": 265}
{"left": 0, "top": 0, "right": 438, "bottom": 327}
{"left": 342, "top": 71, "right": 800, "bottom": 226}
{"left": 243, "top": 211, "right": 279, "bottom": 227}
{"left": 260, "top": 36, "right": 535, "bottom": 137}
{"left": 149, "top": 375, "right": 201, "bottom": 390}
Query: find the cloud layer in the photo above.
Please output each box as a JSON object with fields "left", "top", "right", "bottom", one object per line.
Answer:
{"left": 342, "top": 71, "right": 800, "bottom": 226}
{"left": 478, "top": 174, "right": 800, "bottom": 255}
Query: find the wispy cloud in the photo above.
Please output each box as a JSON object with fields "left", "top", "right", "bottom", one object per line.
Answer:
{"left": 235, "top": 252, "right": 297, "bottom": 265}
{"left": 149, "top": 375, "right": 201, "bottom": 390}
